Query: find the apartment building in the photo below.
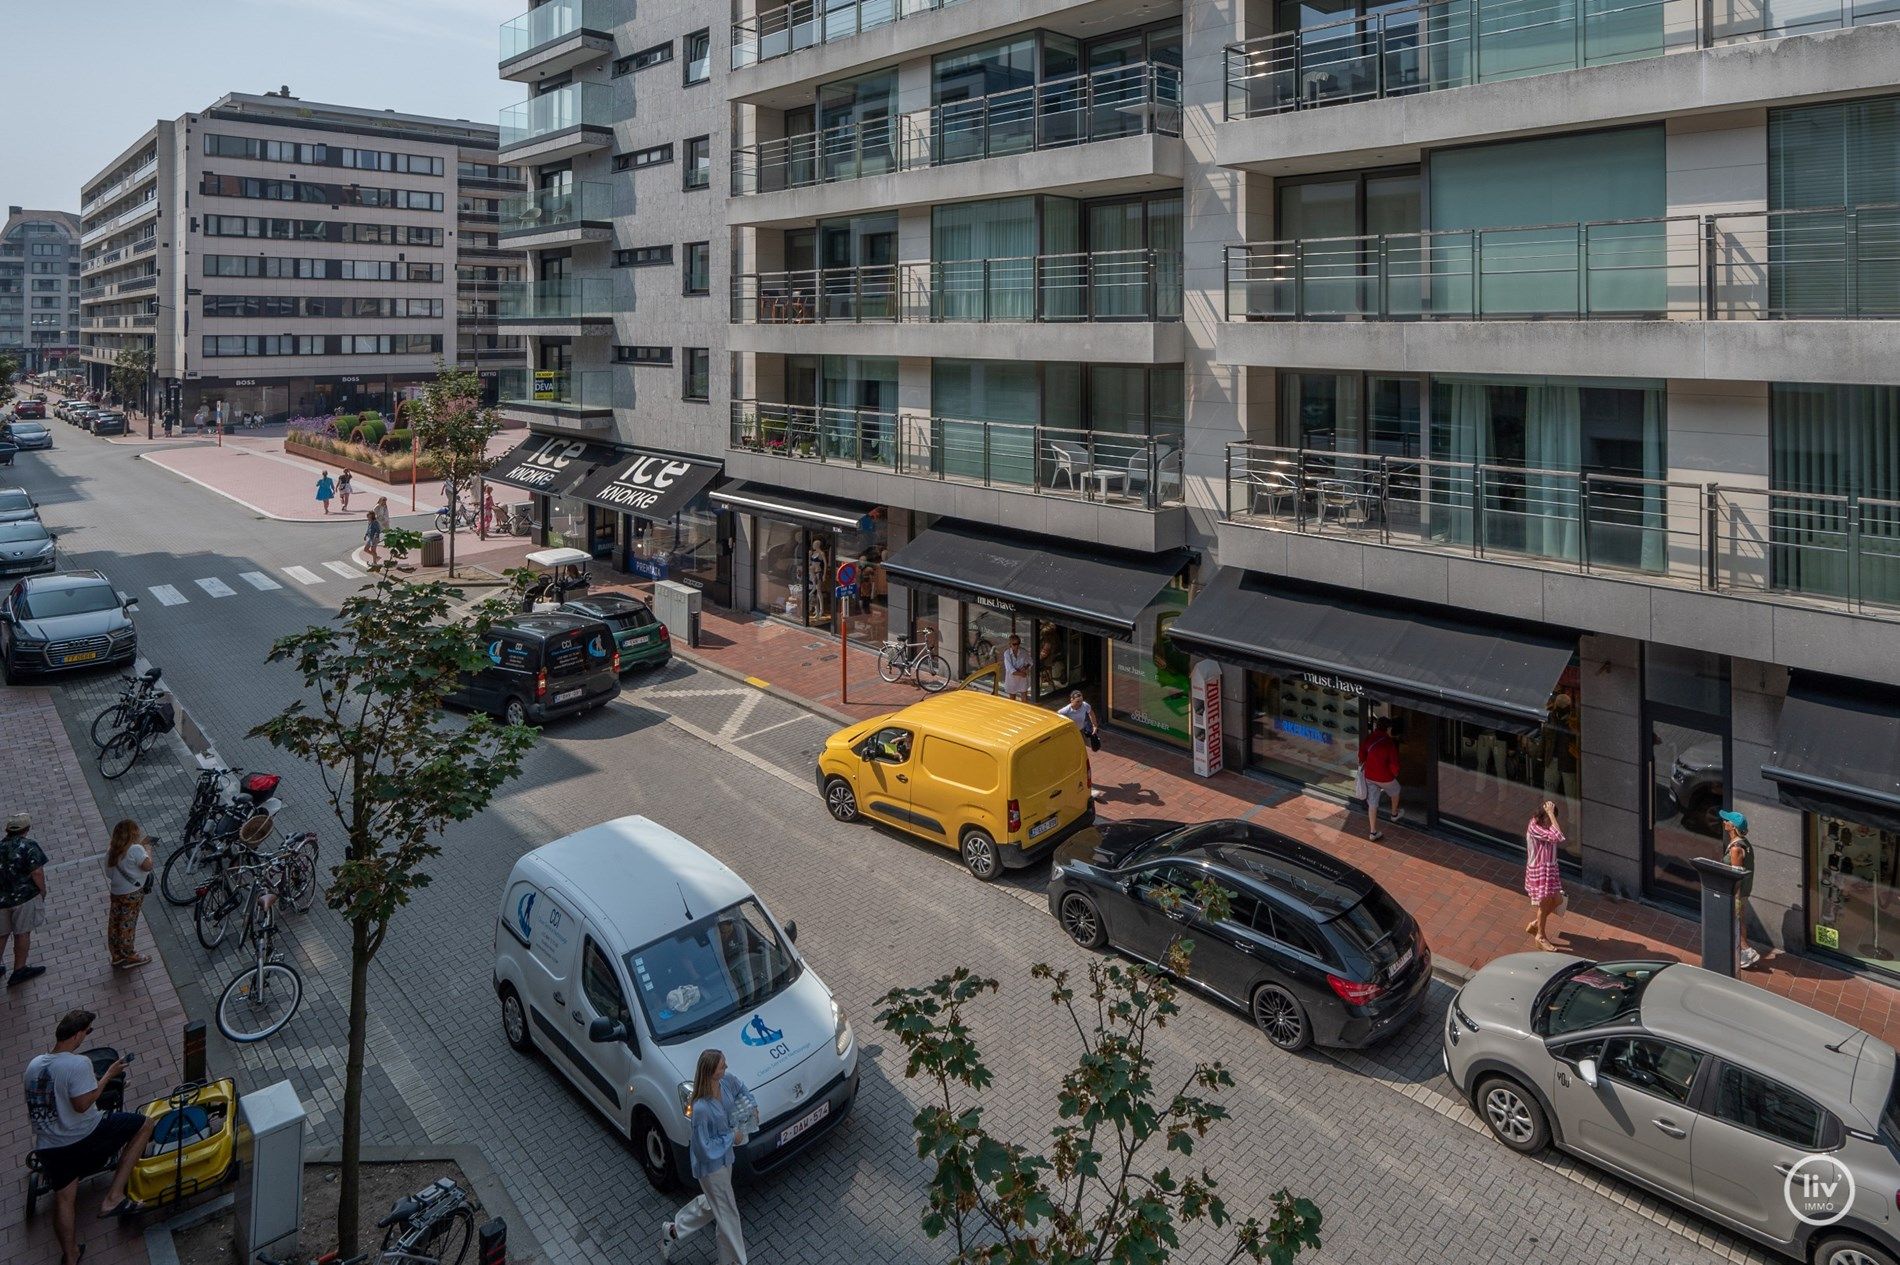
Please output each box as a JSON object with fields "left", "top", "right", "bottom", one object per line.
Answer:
{"left": 491, "top": 0, "right": 1900, "bottom": 982}
{"left": 0, "top": 207, "right": 82, "bottom": 374}
{"left": 77, "top": 90, "right": 526, "bottom": 423}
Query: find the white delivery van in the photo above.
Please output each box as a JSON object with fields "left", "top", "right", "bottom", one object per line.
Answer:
{"left": 493, "top": 816, "right": 858, "bottom": 1189}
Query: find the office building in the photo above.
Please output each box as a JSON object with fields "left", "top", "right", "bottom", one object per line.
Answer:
{"left": 1, "top": 207, "right": 82, "bottom": 374}
{"left": 77, "top": 90, "right": 526, "bottom": 421}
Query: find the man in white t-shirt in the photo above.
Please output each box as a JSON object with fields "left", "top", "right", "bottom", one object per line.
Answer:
{"left": 23, "top": 1009, "right": 157, "bottom": 1265}
{"left": 1000, "top": 635, "right": 1033, "bottom": 702}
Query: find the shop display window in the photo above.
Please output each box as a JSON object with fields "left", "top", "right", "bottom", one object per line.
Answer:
{"left": 1109, "top": 585, "right": 1190, "bottom": 747}
{"left": 1247, "top": 671, "right": 1362, "bottom": 795}
{"left": 1808, "top": 814, "right": 1900, "bottom": 975}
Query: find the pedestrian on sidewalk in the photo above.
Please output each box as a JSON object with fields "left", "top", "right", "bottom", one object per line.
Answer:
{"left": 364, "top": 509, "right": 383, "bottom": 566}
{"left": 337, "top": 470, "right": 355, "bottom": 514}
{"left": 1721, "top": 811, "right": 1760, "bottom": 969}
{"left": 481, "top": 485, "right": 495, "bottom": 539}
{"left": 1058, "top": 690, "right": 1109, "bottom": 802}
{"left": 192, "top": 404, "right": 208, "bottom": 435}
{"left": 374, "top": 495, "right": 391, "bottom": 535}
{"left": 103, "top": 820, "right": 153, "bottom": 970}
{"left": 1524, "top": 801, "right": 1566, "bottom": 951}
{"left": 2, "top": 812, "right": 49, "bottom": 988}
{"left": 315, "top": 470, "right": 335, "bottom": 515}
{"left": 660, "top": 1048, "right": 753, "bottom": 1263}
{"left": 1355, "top": 716, "right": 1402, "bottom": 841}
{"left": 25, "top": 1009, "right": 159, "bottom": 1265}
{"left": 1001, "top": 634, "right": 1033, "bottom": 702}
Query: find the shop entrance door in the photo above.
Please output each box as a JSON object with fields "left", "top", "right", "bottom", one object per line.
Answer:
{"left": 1643, "top": 647, "right": 1731, "bottom": 909}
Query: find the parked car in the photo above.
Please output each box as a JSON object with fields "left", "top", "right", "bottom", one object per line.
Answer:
{"left": 560, "top": 594, "right": 670, "bottom": 673}
{"left": 493, "top": 815, "right": 859, "bottom": 1190}
{"left": 89, "top": 411, "right": 127, "bottom": 437}
{"left": 1446, "top": 955, "right": 1900, "bottom": 1265}
{"left": 0, "top": 571, "right": 139, "bottom": 679}
{"left": 0, "top": 487, "right": 40, "bottom": 524}
{"left": 67, "top": 405, "right": 99, "bottom": 428}
{"left": 5, "top": 420, "right": 53, "bottom": 450}
{"left": 1049, "top": 817, "right": 1432, "bottom": 1050}
{"left": 441, "top": 612, "right": 621, "bottom": 726}
{"left": 0, "top": 521, "right": 57, "bottom": 578}
{"left": 0, "top": 439, "right": 14, "bottom": 467}
{"left": 11, "top": 399, "right": 45, "bottom": 420}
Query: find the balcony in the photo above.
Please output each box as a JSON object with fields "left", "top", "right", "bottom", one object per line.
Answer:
{"left": 500, "top": 0, "right": 613, "bottom": 80}
{"left": 498, "top": 82, "right": 614, "bottom": 162}
{"left": 79, "top": 314, "right": 156, "bottom": 333}
{"left": 729, "top": 63, "right": 1182, "bottom": 221}
{"left": 496, "top": 368, "right": 615, "bottom": 420}
{"left": 498, "top": 181, "right": 615, "bottom": 249}
{"left": 81, "top": 158, "right": 158, "bottom": 218}
{"left": 496, "top": 278, "right": 616, "bottom": 332}
{"left": 732, "top": 0, "right": 970, "bottom": 68}
{"left": 728, "top": 400, "right": 1186, "bottom": 550}
{"left": 81, "top": 198, "right": 159, "bottom": 247}
{"left": 1219, "top": 206, "right": 1900, "bottom": 382}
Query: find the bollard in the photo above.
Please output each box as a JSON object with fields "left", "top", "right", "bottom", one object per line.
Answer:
{"left": 1693, "top": 856, "right": 1747, "bottom": 977}
{"left": 182, "top": 1020, "right": 207, "bottom": 1083}
{"left": 478, "top": 1218, "right": 507, "bottom": 1265}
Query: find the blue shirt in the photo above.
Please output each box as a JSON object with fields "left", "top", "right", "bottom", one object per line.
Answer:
{"left": 688, "top": 1072, "right": 752, "bottom": 1179}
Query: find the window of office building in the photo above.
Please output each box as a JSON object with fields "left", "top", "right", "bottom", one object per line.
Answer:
{"left": 616, "top": 345, "right": 672, "bottom": 366}
{"left": 615, "top": 42, "right": 672, "bottom": 75}
{"left": 615, "top": 145, "right": 674, "bottom": 172}
{"left": 616, "top": 245, "right": 672, "bottom": 267}
{"left": 683, "top": 242, "right": 711, "bottom": 295}
{"left": 683, "top": 348, "right": 710, "bottom": 401}
{"left": 683, "top": 137, "right": 711, "bottom": 190}
{"left": 684, "top": 29, "right": 712, "bottom": 84}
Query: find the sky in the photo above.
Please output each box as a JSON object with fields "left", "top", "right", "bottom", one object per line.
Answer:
{"left": 0, "top": 0, "right": 525, "bottom": 212}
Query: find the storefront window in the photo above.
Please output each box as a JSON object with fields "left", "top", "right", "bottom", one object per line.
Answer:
{"left": 961, "top": 609, "right": 1092, "bottom": 702}
{"left": 1808, "top": 813, "right": 1900, "bottom": 975}
{"left": 1436, "top": 667, "right": 1582, "bottom": 863}
{"left": 1109, "top": 584, "right": 1190, "bottom": 747}
{"left": 546, "top": 496, "right": 587, "bottom": 549}
{"left": 1247, "top": 671, "right": 1362, "bottom": 796}
{"left": 840, "top": 512, "right": 890, "bottom": 644}
{"left": 752, "top": 520, "right": 860, "bottom": 630}
{"left": 754, "top": 519, "right": 804, "bottom": 620}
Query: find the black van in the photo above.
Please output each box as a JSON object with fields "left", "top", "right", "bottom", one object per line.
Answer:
{"left": 443, "top": 613, "right": 621, "bottom": 726}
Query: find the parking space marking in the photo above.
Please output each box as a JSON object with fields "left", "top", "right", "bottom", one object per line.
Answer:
{"left": 194, "top": 577, "right": 236, "bottom": 598}
{"left": 239, "top": 571, "right": 281, "bottom": 591}
{"left": 732, "top": 714, "right": 814, "bottom": 743}
{"left": 322, "top": 560, "right": 364, "bottom": 579}
{"left": 147, "top": 584, "right": 188, "bottom": 607}
{"left": 283, "top": 566, "right": 323, "bottom": 585}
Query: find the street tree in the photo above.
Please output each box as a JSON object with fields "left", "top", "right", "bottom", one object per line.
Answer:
{"left": 876, "top": 894, "right": 1323, "bottom": 1265}
{"left": 0, "top": 352, "right": 18, "bottom": 404}
{"left": 410, "top": 361, "right": 502, "bottom": 578}
{"left": 109, "top": 344, "right": 154, "bottom": 416}
{"left": 250, "top": 529, "right": 535, "bottom": 1255}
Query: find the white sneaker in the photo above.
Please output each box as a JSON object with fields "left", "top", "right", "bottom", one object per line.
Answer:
{"left": 659, "top": 1222, "right": 678, "bottom": 1262}
{"left": 1740, "top": 947, "right": 1762, "bottom": 969}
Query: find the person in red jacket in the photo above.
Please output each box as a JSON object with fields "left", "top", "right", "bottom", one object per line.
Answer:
{"left": 1357, "top": 716, "right": 1402, "bottom": 841}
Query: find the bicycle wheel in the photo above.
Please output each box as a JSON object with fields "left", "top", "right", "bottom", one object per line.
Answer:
{"left": 876, "top": 644, "right": 903, "bottom": 683}
{"left": 434, "top": 509, "right": 452, "bottom": 533}
{"left": 160, "top": 840, "right": 211, "bottom": 907}
{"left": 389, "top": 1207, "right": 474, "bottom": 1265}
{"left": 284, "top": 852, "right": 318, "bottom": 913}
{"left": 915, "top": 653, "right": 952, "bottom": 693}
{"left": 195, "top": 876, "right": 243, "bottom": 951}
{"left": 99, "top": 729, "right": 142, "bottom": 780}
{"left": 216, "top": 960, "right": 302, "bottom": 1043}
{"left": 90, "top": 701, "right": 129, "bottom": 748}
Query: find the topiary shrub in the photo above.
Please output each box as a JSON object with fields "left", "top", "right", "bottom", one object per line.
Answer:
{"left": 352, "top": 418, "right": 387, "bottom": 448}
{"left": 380, "top": 427, "right": 413, "bottom": 453}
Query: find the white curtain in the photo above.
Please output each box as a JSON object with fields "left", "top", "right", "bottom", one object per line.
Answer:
{"left": 1524, "top": 384, "right": 1582, "bottom": 561}
{"left": 1431, "top": 381, "right": 1491, "bottom": 543}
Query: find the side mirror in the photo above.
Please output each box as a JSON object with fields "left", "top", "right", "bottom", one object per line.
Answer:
{"left": 783, "top": 920, "right": 798, "bottom": 944}
{"left": 587, "top": 1017, "right": 626, "bottom": 1044}
{"left": 1577, "top": 1057, "right": 1599, "bottom": 1089}
{"left": 123, "top": 599, "right": 139, "bottom": 613}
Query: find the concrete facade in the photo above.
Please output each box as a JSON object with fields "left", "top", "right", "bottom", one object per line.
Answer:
{"left": 0, "top": 207, "right": 82, "bottom": 374}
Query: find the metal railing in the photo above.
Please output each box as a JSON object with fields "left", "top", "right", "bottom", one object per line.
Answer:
{"left": 497, "top": 368, "right": 615, "bottom": 408}
{"left": 501, "top": 0, "right": 596, "bottom": 61}
{"left": 82, "top": 158, "right": 159, "bottom": 217}
{"left": 731, "top": 250, "right": 1182, "bottom": 323}
{"left": 81, "top": 198, "right": 159, "bottom": 246}
{"left": 1226, "top": 443, "right": 1900, "bottom": 614}
{"left": 1225, "top": 204, "right": 1900, "bottom": 321}
{"left": 499, "top": 81, "right": 614, "bottom": 150}
{"left": 732, "top": 63, "right": 1182, "bottom": 196}
{"left": 732, "top": 0, "right": 971, "bottom": 67}
{"left": 499, "top": 181, "right": 614, "bottom": 235}
{"left": 1224, "top": 0, "right": 1900, "bottom": 119}
{"left": 496, "top": 277, "right": 616, "bottom": 321}
{"left": 731, "top": 401, "right": 1186, "bottom": 508}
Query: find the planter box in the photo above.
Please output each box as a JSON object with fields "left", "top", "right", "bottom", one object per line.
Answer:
{"left": 285, "top": 434, "right": 444, "bottom": 483}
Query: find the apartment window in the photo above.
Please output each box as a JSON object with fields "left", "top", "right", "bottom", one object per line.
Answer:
{"left": 684, "top": 30, "right": 711, "bottom": 85}
{"left": 683, "top": 348, "right": 710, "bottom": 400}
{"left": 683, "top": 242, "right": 711, "bottom": 295}
{"left": 615, "top": 144, "right": 674, "bottom": 173}
{"left": 616, "top": 245, "right": 674, "bottom": 268}
{"left": 615, "top": 345, "right": 672, "bottom": 366}
{"left": 615, "top": 41, "right": 673, "bottom": 76}
{"left": 683, "top": 137, "right": 711, "bottom": 191}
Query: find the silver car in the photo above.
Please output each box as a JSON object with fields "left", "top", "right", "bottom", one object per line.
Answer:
{"left": 1445, "top": 955, "right": 1900, "bottom": 1265}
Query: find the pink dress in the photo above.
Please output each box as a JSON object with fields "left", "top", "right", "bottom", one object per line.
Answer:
{"left": 1525, "top": 822, "right": 1565, "bottom": 902}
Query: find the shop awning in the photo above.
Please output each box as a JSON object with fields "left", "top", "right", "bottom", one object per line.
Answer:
{"left": 569, "top": 448, "right": 721, "bottom": 521}
{"left": 880, "top": 523, "right": 1190, "bottom": 639}
{"left": 1168, "top": 568, "right": 1575, "bottom": 731}
{"left": 482, "top": 434, "right": 623, "bottom": 496}
{"left": 710, "top": 481, "right": 871, "bottom": 532}
{"left": 1763, "top": 673, "right": 1900, "bottom": 833}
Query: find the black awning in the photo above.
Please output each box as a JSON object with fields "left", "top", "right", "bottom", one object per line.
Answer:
{"left": 881, "top": 523, "right": 1189, "bottom": 639}
{"left": 710, "top": 481, "right": 871, "bottom": 532}
{"left": 483, "top": 434, "right": 623, "bottom": 496}
{"left": 1763, "top": 673, "right": 1900, "bottom": 833}
{"left": 569, "top": 449, "right": 721, "bottom": 521}
{"left": 1169, "top": 568, "right": 1576, "bottom": 731}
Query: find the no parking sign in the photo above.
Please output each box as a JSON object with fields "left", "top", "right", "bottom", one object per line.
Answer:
{"left": 835, "top": 560, "right": 859, "bottom": 600}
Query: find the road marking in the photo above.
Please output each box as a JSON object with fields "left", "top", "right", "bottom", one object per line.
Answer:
{"left": 282, "top": 566, "right": 323, "bottom": 585}
{"left": 744, "top": 675, "right": 772, "bottom": 689}
{"left": 716, "top": 690, "right": 764, "bottom": 740}
{"left": 194, "top": 577, "right": 237, "bottom": 598}
{"left": 238, "top": 571, "right": 281, "bottom": 591}
{"left": 322, "top": 561, "right": 364, "bottom": 579}
{"left": 147, "top": 584, "right": 188, "bottom": 607}
{"left": 734, "top": 714, "right": 817, "bottom": 742}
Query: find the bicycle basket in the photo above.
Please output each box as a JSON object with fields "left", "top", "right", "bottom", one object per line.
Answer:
{"left": 149, "top": 698, "right": 176, "bottom": 734}
{"left": 240, "top": 773, "right": 280, "bottom": 799}
{"left": 237, "top": 815, "right": 274, "bottom": 846}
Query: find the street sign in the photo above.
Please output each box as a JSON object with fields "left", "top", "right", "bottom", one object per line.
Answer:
{"left": 835, "top": 584, "right": 858, "bottom": 601}
{"left": 835, "top": 561, "right": 859, "bottom": 588}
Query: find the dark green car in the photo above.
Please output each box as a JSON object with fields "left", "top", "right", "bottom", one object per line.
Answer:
{"left": 561, "top": 595, "right": 670, "bottom": 672}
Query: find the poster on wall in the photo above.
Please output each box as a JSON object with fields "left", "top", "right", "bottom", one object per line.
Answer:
{"left": 1109, "top": 586, "right": 1192, "bottom": 747}
{"left": 1192, "top": 660, "right": 1224, "bottom": 778}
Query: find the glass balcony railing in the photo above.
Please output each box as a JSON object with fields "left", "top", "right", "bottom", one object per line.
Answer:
{"left": 499, "top": 81, "right": 614, "bottom": 150}
{"left": 731, "top": 250, "right": 1183, "bottom": 323}
{"left": 499, "top": 181, "right": 614, "bottom": 234}
{"left": 732, "top": 63, "right": 1182, "bottom": 195}
{"left": 497, "top": 368, "right": 615, "bottom": 409}
{"left": 731, "top": 401, "right": 1185, "bottom": 508}
{"left": 732, "top": 0, "right": 971, "bottom": 68}
{"left": 496, "top": 277, "right": 616, "bottom": 321}
{"left": 501, "top": 0, "right": 593, "bottom": 61}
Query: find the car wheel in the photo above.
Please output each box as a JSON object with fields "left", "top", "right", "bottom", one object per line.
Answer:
{"left": 960, "top": 828, "right": 1001, "bottom": 881}
{"left": 1250, "top": 984, "right": 1313, "bottom": 1052}
{"left": 823, "top": 777, "right": 858, "bottom": 823}
{"left": 1814, "top": 1236, "right": 1900, "bottom": 1265}
{"left": 632, "top": 1109, "right": 681, "bottom": 1192}
{"left": 499, "top": 985, "right": 532, "bottom": 1054}
{"left": 1475, "top": 1074, "right": 1550, "bottom": 1154}
{"left": 502, "top": 698, "right": 529, "bottom": 728}
{"left": 1058, "top": 893, "right": 1107, "bottom": 950}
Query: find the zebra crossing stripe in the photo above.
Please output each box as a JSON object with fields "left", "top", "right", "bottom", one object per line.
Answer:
{"left": 147, "top": 584, "right": 188, "bottom": 607}
{"left": 239, "top": 571, "right": 281, "bottom": 591}
{"left": 322, "top": 560, "right": 364, "bottom": 579}
{"left": 195, "top": 577, "right": 237, "bottom": 598}
{"left": 282, "top": 565, "right": 323, "bottom": 585}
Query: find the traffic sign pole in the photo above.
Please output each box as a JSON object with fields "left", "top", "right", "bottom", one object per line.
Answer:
{"left": 835, "top": 562, "right": 859, "bottom": 705}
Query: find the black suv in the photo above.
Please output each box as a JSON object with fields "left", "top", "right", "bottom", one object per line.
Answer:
{"left": 440, "top": 613, "right": 621, "bottom": 726}
{"left": 1048, "top": 818, "right": 1432, "bottom": 1052}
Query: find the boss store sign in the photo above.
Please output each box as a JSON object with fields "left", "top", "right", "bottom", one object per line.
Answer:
{"left": 484, "top": 434, "right": 625, "bottom": 496}
{"left": 570, "top": 449, "right": 721, "bottom": 521}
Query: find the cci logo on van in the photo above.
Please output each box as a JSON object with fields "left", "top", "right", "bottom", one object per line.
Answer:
{"left": 740, "top": 1015, "right": 784, "bottom": 1047}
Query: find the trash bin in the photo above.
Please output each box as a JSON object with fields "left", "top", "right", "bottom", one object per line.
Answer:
{"left": 420, "top": 531, "right": 445, "bottom": 568}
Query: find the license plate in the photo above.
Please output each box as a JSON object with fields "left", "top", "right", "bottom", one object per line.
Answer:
{"left": 554, "top": 688, "right": 582, "bottom": 703}
{"left": 60, "top": 650, "right": 98, "bottom": 664}
{"left": 776, "top": 1100, "right": 830, "bottom": 1148}
{"left": 1390, "top": 947, "right": 1414, "bottom": 977}
{"left": 1028, "top": 812, "right": 1060, "bottom": 841}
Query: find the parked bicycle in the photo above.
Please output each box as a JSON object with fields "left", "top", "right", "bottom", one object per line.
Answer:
{"left": 878, "top": 637, "right": 952, "bottom": 692}
{"left": 91, "top": 666, "right": 164, "bottom": 747}
{"left": 267, "top": 1178, "right": 478, "bottom": 1265}
{"left": 162, "top": 772, "right": 284, "bottom": 907}
{"left": 214, "top": 856, "right": 305, "bottom": 1043}
{"left": 488, "top": 502, "right": 538, "bottom": 537}
{"left": 195, "top": 829, "right": 319, "bottom": 952}
{"left": 433, "top": 501, "right": 479, "bottom": 534}
{"left": 98, "top": 692, "right": 177, "bottom": 779}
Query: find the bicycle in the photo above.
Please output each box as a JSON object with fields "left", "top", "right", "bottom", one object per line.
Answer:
{"left": 433, "top": 501, "right": 478, "bottom": 533}
{"left": 195, "top": 831, "right": 318, "bottom": 952}
{"left": 98, "top": 693, "right": 176, "bottom": 780}
{"left": 270, "top": 1178, "right": 477, "bottom": 1265}
{"left": 878, "top": 638, "right": 952, "bottom": 692}
{"left": 164, "top": 772, "right": 281, "bottom": 906}
{"left": 91, "top": 666, "right": 163, "bottom": 747}
{"left": 214, "top": 859, "right": 304, "bottom": 1043}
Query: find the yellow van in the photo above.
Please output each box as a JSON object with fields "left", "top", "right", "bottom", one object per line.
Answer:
{"left": 816, "top": 691, "right": 1094, "bottom": 880}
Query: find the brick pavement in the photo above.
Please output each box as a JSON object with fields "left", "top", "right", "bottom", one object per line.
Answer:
{"left": 0, "top": 689, "right": 188, "bottom": 1265}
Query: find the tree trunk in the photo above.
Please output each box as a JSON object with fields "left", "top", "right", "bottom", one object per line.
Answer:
{"left": 337, "top": 913, "right": 373, "bottom": 1255}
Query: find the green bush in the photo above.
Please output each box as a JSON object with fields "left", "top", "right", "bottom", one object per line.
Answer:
{"left": 380, "top": 427, "right": 413, "bottom": 453}
{"left": 352, "top": 418, "right": 388, "bottom": 448}
{"left": 360, "top": 410, "right": 383, "bottom": 425}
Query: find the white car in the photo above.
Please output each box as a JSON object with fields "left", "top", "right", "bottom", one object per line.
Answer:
{"left": 492, "top": 816, "right": 858, "bottom": 1190}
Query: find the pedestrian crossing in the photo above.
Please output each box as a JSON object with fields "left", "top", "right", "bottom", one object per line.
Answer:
{"left": 145, "top": 559, "right": 369, "bottom": 609}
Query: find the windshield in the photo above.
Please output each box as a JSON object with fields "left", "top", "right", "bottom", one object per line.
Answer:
{"left": 1536, "top": 960, "right": 1670, "bottom": 1037}
{"left": 17, "top": 584, "right": 117, "bottom": 619}
{"left": 1128, "top": 821, "right": 1246, "bottom": 866}
{"left": 624, "top": 898, "right": 802, "bottom": 1044}
{"left": 0, "top": 523, "right": 49, "bottom": 544}
{"left": 0, "top": 491, "right": 30, "bottom": 511}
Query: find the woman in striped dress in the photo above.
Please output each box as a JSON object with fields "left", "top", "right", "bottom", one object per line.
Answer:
{"left": 1524, "top": 801, "right": 1565, "bottom": 951}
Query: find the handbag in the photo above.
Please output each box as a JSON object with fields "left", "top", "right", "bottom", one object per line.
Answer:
{"left": 1088, "top": 731, "right": 1102, "bottom": 753}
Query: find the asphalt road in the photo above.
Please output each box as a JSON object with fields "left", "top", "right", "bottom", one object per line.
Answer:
{"left": 1, "top": 430, "right": 1766, "bottom": 1264}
